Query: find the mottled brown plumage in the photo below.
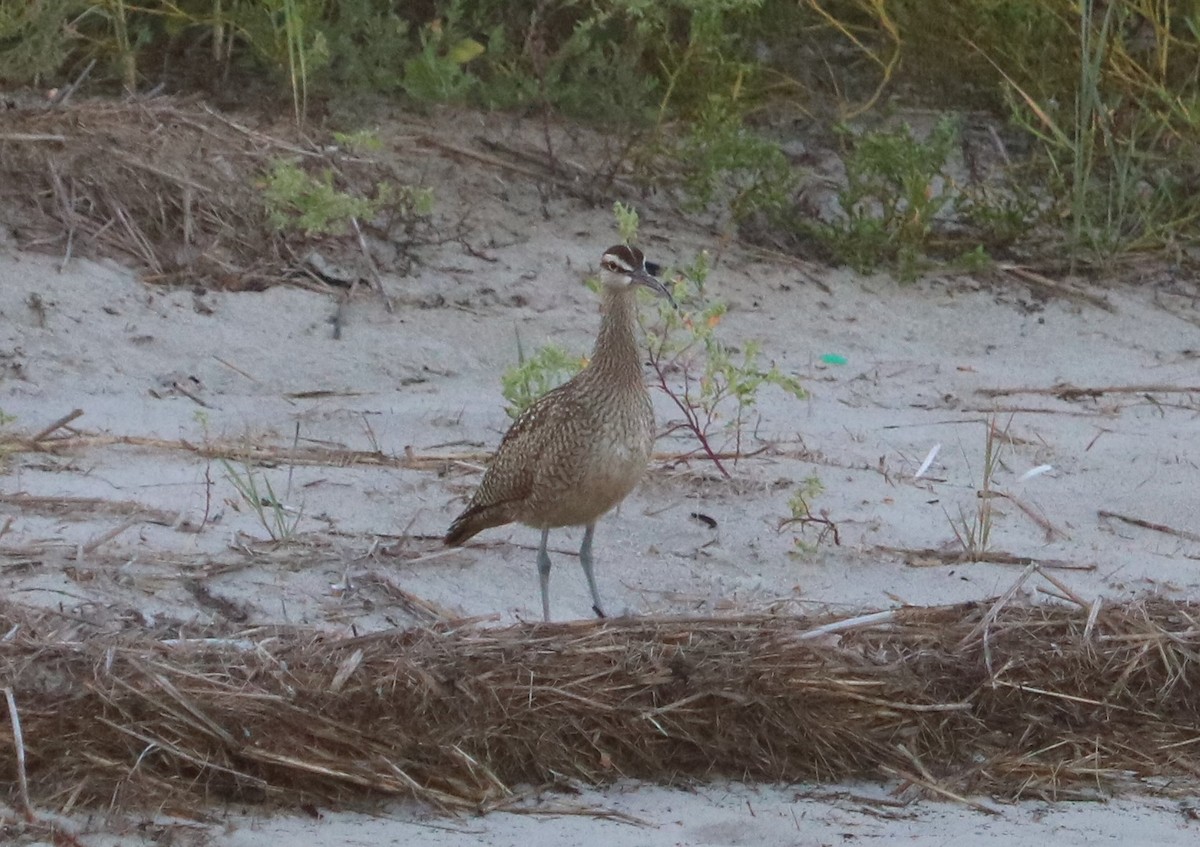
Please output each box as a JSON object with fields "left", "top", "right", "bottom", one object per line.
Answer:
{"left": 445, "top": 245, "right": 670, "bottom": 620}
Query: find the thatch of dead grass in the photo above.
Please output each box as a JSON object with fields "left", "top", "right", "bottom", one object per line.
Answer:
{"left": 0, "top": 97, "right": 423, "bottom": 287}
{"left": 2, "top": 596, "right": 1200, "bottom": 816}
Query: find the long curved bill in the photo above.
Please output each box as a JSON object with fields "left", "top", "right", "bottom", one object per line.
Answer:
{"left": 631, "top": 265, "right": 677, "bottom": 309}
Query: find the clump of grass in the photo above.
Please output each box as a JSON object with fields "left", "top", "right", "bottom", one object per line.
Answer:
{"left": 946, "top": 415, "right": 1009, "bottom": 561}
{"left": 220, "top": 458, "right": 303, "bottom": 542}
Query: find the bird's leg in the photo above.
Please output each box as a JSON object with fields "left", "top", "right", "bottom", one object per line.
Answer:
{"left": 579, "top": 522, "right": 606, "bottom": 619}
{"left": 537, "top": 527, "right": 552, "bottom": 622}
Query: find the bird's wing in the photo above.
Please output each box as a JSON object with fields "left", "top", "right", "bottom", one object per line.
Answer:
{"left": 468, "top": 384, "right": 587, "bottom": 511}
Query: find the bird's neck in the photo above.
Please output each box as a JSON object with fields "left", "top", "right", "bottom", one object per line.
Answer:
{"left": 589, "top": 286, "right": 644, "bottom": 387}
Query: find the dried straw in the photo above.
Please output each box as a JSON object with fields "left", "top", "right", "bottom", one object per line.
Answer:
{"left": 2, "top": 597, "right": 1199, "bottom": 815}
{"left": 0, "top": 98, "right": 421, "bottom": 287}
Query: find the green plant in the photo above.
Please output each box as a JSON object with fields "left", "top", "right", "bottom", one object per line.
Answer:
{"left": 613, "top": 201, "right": 640, "bottom": 243}
{"left": 675, "top": 97, "right": 796, "bottom": 222}
{"left": 994, "top": 1, "right": 1200, "bottom": 260}
{"left": 299, "top": 0, "right": 410, "bottom": 93}
{"left": 782, "top": 474, "right": 838, "bottom": 550}
{"left": 220, "top": 458, "right": 303, "bottom": 542}
{"left": 261, "top": 158, "right": 432, "bottom": 236}
{"left": 0, "top": 0, "right": 79, "bottom": 84}
{"left": 401, "top": 8, "right": 485, "bottom": 103}
{"left": 501, "top": 335, "right": 584, "bottom": 419}
{"left": 332, "top": 128, "right": 384, "bottom": 154}
{"left": 819, "top": 115, "right": 961, "bottom": 281}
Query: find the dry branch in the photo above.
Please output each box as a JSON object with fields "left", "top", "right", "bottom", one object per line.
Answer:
{"left": 4, "top": 598, "right": 1200, "bottom": 816}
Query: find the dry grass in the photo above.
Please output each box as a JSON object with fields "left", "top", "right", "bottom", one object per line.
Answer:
{"left": 0, "top": 97, "right": 422, "bottom": 288}
{"left": 3, "top": 594, "right": 1200, "bottom": 816}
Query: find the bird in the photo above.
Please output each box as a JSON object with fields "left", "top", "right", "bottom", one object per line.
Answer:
{"left": 444, "top": 244, "right": 672, "bottom": 621}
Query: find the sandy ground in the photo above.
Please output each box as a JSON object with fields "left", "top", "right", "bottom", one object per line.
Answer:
{"left": 2, "top": 109, "right": 1200, "bottom": 843}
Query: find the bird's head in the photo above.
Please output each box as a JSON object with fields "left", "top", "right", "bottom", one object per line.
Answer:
{"left": 598, "top": 244, "right": 674, "bottom": 305}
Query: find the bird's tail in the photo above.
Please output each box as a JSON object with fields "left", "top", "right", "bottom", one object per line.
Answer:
{"left": 444, "top": 504, "right": 512, "bottom": 546}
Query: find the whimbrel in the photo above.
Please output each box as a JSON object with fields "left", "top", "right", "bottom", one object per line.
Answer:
{"left": 444, "top": 244, "right": 671, "bottom": 620}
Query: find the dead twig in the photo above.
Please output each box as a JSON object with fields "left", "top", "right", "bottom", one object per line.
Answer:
{"left": 978, "top": 383, "right": 1200, "bottom": 400}
{"left": 1098, "top": 510, "right": 1200, "bottom": 544}
{"left": 30, "top": 409, "right": 83, "bottom": 442}
{"left": 878, "top": 545, "right": 1095, "bottom": 571}
{"left": 998, "top": 264, "right": 1114, "bottom": 312}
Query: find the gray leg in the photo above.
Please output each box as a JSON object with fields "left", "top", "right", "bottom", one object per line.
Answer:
{"left": 537, "top": 527, "right": 552, "bottom": 622}
{"left": 579, "top": 523, "right": 606, "bottom": 619}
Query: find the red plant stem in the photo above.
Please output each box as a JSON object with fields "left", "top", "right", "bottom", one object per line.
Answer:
{"left": 647, "top": 348, "right": 731, "bottom": 479}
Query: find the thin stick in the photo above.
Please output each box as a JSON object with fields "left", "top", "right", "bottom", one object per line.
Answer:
{"left": 1098, "top": 510, "right": 1200, "bottom": 544}
{"left": 1035, "top": 566, "right": 1091, "bottom": 610}
{"left": 882, "top": 764, "right": 1000, "bottom": 816}
{"left": 996, "top": 491, "right": 1067, "bottom": 541}
{"left": 0, "top": 133, "right": 68, "bottom": 143}
{"left": 978, "top": 383, "right": 1200, "bottom": 399}
{"left": 79, "top": 516, "right": 142, "bottom": 557}
{"left": 959, "top": 563, "right": 1037, "bottom": 648}
{"left": 4, "top": 687, "right": 34, "bottom": 822}
{"left": 881, "top": 545, "right": 1095, "bottom": 571}
{"left": 792, "top": 610, "right": 895, "bottom": 641}
{"left": 350, "top": 215, "right": 393, "bottom": 313}
{"left": 50, "top": 58, "right": 97, "bottom": 106}
{"left": 1083, "top": 596, "right": 1104, "bottom": 641}
{"left": 998, "top": 264, "right": 1114, "bottom": 312}
{"left": 31, "top": 408, "right": 83, "bottom": 442}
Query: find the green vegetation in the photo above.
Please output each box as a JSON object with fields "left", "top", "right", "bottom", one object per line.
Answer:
{"left": 2, "top": 1, "right": 1200, "bottom": 275}
{"left": 501, "top": 338, "right": 583, "bottom": 419}
{"left": 818, "top": 116, "right": 962, "bottom": 281}
{"left": 262, "top": 157, "right": 432, "bottom": 237}
{"left": 784, "top": 474, "right": 838, "bottom": 552}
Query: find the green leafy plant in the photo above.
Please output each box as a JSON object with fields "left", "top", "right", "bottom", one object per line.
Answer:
{"left": 819, "top": 115, "right": 961, "bottom": 281}
{"left": 401, "top": 7, "right": 485, "bottom": 103}
{"left": 501, "top": 335, "right": 584, "bottom": 419}
{"left": 0, "top": 0, "right": 78, "bottom": 83}
{"left": 782, "top": 474, "right": 838, "bottom": 551}
{"left": 261, "top": 158, "right": 432, "bottom": 236}
{"left": 676, "top": 97, "right": 797, "bottom": 222}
